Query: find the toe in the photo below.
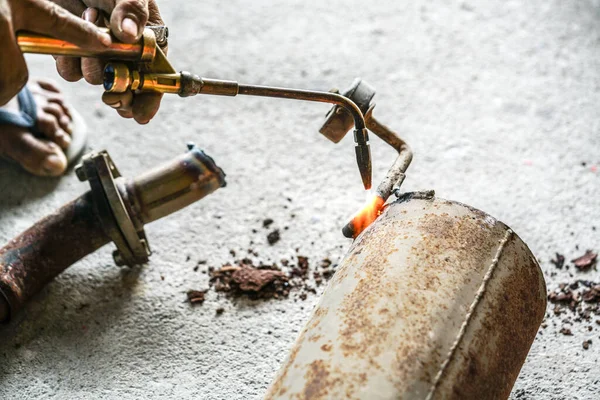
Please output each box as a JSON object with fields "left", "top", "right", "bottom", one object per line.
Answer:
{"left": 35, "top": 78, "right": 62, "bottom": 93}
{"left": 1, "top": 130, "right": 67, "bottom": 177}
{"left": 36, "top": 112, "right": 71, "bottom": 149}
{"left": 42, "top": 102, "right": 73, "bottom": 134}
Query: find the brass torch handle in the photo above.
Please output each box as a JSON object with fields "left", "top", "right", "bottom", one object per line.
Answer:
{"left": 17, "top": 27, "right": 157, "bottom": 62}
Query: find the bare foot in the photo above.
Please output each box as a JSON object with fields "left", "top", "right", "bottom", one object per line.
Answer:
{"left": 0, "top": 79, "right": 74, "bottom": 177}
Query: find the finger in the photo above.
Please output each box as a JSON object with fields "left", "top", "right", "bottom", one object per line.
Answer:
{"left": 132, "top": 92, "right": 163, "bottom": 124}
{"left": 77, "top": 8, "right": 106, "bottom": 85}
{"left": 102, "top": 90, "right": 134, "bottom": 108}
{"left": 147, "top": 0, "right": 165, "bottom": 25}
{"left": 110, "top": 0, "right": 150, "bottom": 43}
{"left": 0, "top": 18, "right": 28, "bottom": 105}
{"left": 55, "top": 57, "right": 83, "bottom": 82}
{"left": 42, "top": 103, "right": 72, "bottom": 134}
{"left": 15, "top": 0, "right": 112, "bottom": 50}
{"left": 117, "top": 109, "right": 134, "bottom": 119}
{"left": 81, "top": 58, "right": 106, "bottom": 85}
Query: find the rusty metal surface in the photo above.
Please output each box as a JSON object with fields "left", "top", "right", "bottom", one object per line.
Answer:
{"left": 124, "top": 145, "right": 226, "bottom": 225}
{"left": 0, "top": 146, "right": 227, "bottom": 322}
{"left": 78, "top": 151, "right": 149, "bottom": 267}
{"left": 0, "top": 192, "right": 110, "bottom": 323}
{"left": 264, "top": 194, "right": 546, "bottom": 400}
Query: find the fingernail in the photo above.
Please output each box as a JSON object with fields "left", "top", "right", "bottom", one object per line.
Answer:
{"left": 42, "top": 154, "right": 66, "bottom": 175}
{"left": 99, "top": 32, "right": 112, "bottom": 47}
{"left": 109, "top": 101, "right": 122, "bottom": 109}
{"left": 121, "top": 18, "right": 139, "bottom": 38}
{"left": 82, "top": 7, "right": 99, "bottom": 22}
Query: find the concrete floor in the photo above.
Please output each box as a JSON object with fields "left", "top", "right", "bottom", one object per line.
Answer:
{"left": 1, "top": 0, "right": 599, "bottom": 398}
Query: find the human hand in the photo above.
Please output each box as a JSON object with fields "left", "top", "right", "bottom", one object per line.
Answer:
{"left": 0, "top": 0, "right": 111, "bottom": 106}
{"left": 54, "top": 0, "right": 167, "bottom": 124}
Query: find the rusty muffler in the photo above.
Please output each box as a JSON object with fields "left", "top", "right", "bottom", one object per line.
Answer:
{"left": 265, "top": 80, "right": 546, "bottom": 399}
{"left": 265, "top": 192, "right": 546, "bottom": 400}
{"left": 0, "top": 144, "right": 225, "bottom": 323}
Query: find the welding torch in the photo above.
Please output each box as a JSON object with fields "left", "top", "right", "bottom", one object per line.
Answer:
{"left": 17, "top": 27, "right": 372, "bottom": 190}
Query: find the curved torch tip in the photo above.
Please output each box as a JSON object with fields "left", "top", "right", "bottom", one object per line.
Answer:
{"left": 355, "top": 143, "right": 372, "bottom": 190}
{"left": 342, "top": 222, "right": 355, "bottom": 239}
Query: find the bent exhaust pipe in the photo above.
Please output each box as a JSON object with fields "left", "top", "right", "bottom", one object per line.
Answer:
{"left": 0, "top": 144, "right": 225, "bottom": 323}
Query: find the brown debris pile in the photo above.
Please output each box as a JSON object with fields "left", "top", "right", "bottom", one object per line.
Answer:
{"left": 547, "top": 281, "right": 600, "bottom": 321}
{"left": 187, "top": 255, "right": 337, "bottom": 305}
{"left": 209, "top": 260, "right": 290, "bottom": 300}
{"left": 186, "top": 217, "right": 338, "bottom": 306}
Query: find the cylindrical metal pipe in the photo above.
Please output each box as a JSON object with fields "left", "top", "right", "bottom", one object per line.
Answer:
{"left": 17, "top": 28, "right": 152, "bottom": 60}
{"left": 266, "top": 194, "right": 546, "bottom": 400}
{"left": 124, "top": 147, "right": 226, "bottom": 225}
{"left": 0, "top": 147, "right": 225, "bottom": 323}
{"left": 18, "top": 32, "right": 141, "bottom": 58}
{"left": 0, "top": 192, "right": 110, "bottom": 322}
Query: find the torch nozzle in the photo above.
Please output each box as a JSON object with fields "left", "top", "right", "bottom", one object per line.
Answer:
{"left": 354, "top": 129, "right": 372, "bottom": 190}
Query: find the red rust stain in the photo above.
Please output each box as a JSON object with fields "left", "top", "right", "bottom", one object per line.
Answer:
{"left": 336, "top": 199, "right": 508, "bottom": 395}
{"left": 300, "top": 359, "right": 342, "bottom": 400}
{"left": 308, "top": 334, "right": 322, "bottom": 343}
{"left": 309, "top": 307, "right": 329, "bottom": 330}
{"left": 321, "top": 343, "right": 333, "bottom": 352}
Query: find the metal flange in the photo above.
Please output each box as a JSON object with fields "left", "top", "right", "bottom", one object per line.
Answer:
{"left": 75, "top": 151, "right": 151, "bottom": 266}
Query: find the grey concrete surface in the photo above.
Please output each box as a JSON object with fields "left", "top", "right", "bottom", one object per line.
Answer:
{"left": 0, "top": 0, "right": 599, "bottom": 398}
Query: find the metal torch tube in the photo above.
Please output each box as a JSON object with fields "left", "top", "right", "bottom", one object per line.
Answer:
{"left": 0, "top": 192, "right": 110, "bottom": 322}
{"left": 17, "top": 29, "right": 146, "bottom": 60}
{"left": 237, "top": 84, "right": 366, "bottom": 131}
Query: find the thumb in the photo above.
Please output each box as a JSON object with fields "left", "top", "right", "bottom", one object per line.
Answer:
{"left": 110, "top": 0, "right": 149, "bottom": 43}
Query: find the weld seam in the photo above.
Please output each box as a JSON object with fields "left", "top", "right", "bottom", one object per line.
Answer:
{"left": 426, "top": 228, "right": 513, "bottom": 400}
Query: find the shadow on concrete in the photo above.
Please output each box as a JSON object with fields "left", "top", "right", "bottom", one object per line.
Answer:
{"left": 0, "top": 161, "right": 60, "bottom": 212}
{"left": 0, "top": 264, "right": 145, "bottom": 380}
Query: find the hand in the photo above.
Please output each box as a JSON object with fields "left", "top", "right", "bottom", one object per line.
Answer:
{"left": 0, "top": 0, "right": 111, "bottom": 106}
{"left": 54, "top": 0, "right": 167, "bottom": 124}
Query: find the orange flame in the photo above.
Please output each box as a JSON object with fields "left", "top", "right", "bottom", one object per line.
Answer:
{"left": 349, "top": 194, "right": 385, "bottom": 238}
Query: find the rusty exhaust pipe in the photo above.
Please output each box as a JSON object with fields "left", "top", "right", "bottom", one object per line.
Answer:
{"left": 265, "top": 81, "right": 546, "bottom": 399}
{"left": 265, "top": 193, "right": 547, "bottom": 400}
{"left": 0, "top": 144, "right": 225, "bottom": 323}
